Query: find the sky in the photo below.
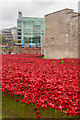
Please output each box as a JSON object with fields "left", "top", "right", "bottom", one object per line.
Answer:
{"left": 0, "top": 0, "right": 79, "bottom": 31}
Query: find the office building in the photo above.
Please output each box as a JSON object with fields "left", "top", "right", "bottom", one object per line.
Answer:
{"left": 17, "top": 12, "right": 45, "bottom": 46}
{"left": 2, "top": 28, "right": 13, "bottom": 43}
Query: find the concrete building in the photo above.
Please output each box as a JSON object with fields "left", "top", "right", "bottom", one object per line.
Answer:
{"left": 11, "top": 27, "right": 17, "bottom": 41}
{"left": 17, "top": 12, "right": 45, "bottom": 47}
{"left": 2, "top": 28, "right": 13, "bottom": 43}
{"left": 41, "top": 37, "right": 45, "bottom": 55}
{"left": 42, "top": 8, "right": 79, "bottom": 59}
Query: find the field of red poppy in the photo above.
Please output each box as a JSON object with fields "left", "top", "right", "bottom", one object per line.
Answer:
{"left": 1, "top": 54, "right": 80, "bottom": 119}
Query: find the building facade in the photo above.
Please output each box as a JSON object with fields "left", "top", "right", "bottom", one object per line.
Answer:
{"left": 11, "top": 27, "right": 17, "bottom": 41}
{"left": 17, "top": 12, "right": 45, "bottom": 46}
{"left": 43, "top": 8, "right": 79, "bottom": 59}
{"left": 2, "top": 28, "right": 13, "bottom": 43}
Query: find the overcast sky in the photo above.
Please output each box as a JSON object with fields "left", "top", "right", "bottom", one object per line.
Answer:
{"left": 0, "top": 0, "right": 79, "bottom": 31}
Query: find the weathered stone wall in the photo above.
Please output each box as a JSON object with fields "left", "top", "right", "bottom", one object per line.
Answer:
{"left": 44, "top": 9, "right": 78, "bottom": 59}
{"left": 71, "top": 13, "right": 78, "bottom": 58}
{"left": 41, "top": 37, "right": 45, "bottom": 55}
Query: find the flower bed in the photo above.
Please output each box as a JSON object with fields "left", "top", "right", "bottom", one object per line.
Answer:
{"left": 1, "top": 54, "right": 80, "bottom": 118}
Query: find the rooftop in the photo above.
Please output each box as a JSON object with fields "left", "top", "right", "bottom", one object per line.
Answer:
{"left": 45, "top": 8, "right": 75, "bottom": 16}
{"left": 22, "top": 17, "right": 44, "bottom": 20}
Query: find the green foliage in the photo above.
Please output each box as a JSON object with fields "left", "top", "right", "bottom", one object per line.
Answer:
{"left": 62, "top": 60, "right": 64, "bottom": 64}
{"left": 41, "top": 56, "right": 47, "bottom": 59}
{"left": 12, "top": 40, "right": 16, "bottom": 44}
{"left": 41, "top": 56, "right": 44, "bottom": 59}
{"left": 0, "top": 33, "right": 6, "bottom": 44}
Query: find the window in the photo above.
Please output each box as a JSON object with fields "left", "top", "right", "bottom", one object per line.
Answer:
{"left": 18, "top": 37, "right": 21, "bottom": 39}
{"left": 32, "top": 21, "right": 34, "bottom": 23}
{"left": 41, "top": 32, "right": 44, "bottom": 35}
{"left": 18, "top": 40, "right": 21, "bottom": 43}
{"left": 66, "top": 34, "right": 68, "bottom": 43}
{"left": 18, "top": 33, "right": 21, "bottom": 35}
{"left": 18, "top": 23, "right": 21, "bottom": 27}
{"left": 18, "top": 29, "right": 21, "bottom": 31}
{"left": 51, "top": 37, "right": 54, "bottom": 44}
{"left": 18, "top": 21, "right": 21, "bottom": 23}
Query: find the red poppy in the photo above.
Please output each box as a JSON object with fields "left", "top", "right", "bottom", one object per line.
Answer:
{"left": 37, "top": 114, "right": 42, "bottom": 119}
{"left": 1, "top": 54, "right": 79, "bottom": 116}
{"left": 34, "top": 108, "right": 38, "bottom": 111}
{"left": 3, "top": 94, "right": 7, "bottom": 96}
{"left": 15, "top": 99, "right": 19, "bottom": 102}
{"left": 11, "top": 96, "right": 14, "bottom": 98}
{"left": 35, "top": 111, "right": 40, "bottom": 115}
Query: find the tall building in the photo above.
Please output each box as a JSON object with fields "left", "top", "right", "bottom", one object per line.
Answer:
{"left": 17, "top": 12, "right": 45, "bottom": 46}
{"left": 11, "top": 27, "right": 17, "bottom": 41}
{"left": 2, "top": 28, "right": 13, "bottom": 43}
{"left": 43, "top": 8, "right": 79, "bottom": 59}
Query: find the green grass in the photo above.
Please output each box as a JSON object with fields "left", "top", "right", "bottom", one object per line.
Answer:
{"left": 62, "top": 60, "right": 64, "bottom": 64}
{"left": 41, "top": 56, "right": 47, "bottom": 59}
{"left": 41, "top": 56, "right": 44, "bottom": 59}
{"left": 2, "top": 92, "right": 80, "bottom": 119}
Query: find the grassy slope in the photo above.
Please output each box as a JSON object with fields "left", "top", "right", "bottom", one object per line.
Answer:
{"left": 2, "top": 93, "right": 79, "bottom": 119}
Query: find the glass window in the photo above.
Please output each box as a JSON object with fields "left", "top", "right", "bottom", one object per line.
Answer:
{"left": 18, "top": 33, "right": 21, "bottom": 35}
{"left": 18, "top": 29, "right": 21, "bottom": 31}
{"left": 18, "top": 37, "right": 21, "bottom": 39}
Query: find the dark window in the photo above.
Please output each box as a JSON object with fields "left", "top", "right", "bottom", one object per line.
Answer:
{"left": 18, "top": 21, "right": 21, "bottom": 23}
{"left": 18, "top": 40, "right": 21, "bottom": 43}
{"left": 18, "top": 33, "right": 21, "bottom": 35}
{"left": 18, "top": 29, "right": 21, "bottom": 31}
{"left": 18, "top": 37, "right": 21, "bottom": 39}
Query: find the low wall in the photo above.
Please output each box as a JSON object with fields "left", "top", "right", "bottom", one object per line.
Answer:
{"left": 2, "top": 46, "right": 41, "bottom": 55}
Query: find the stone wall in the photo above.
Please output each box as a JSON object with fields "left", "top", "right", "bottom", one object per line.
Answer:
{"left": 44, "top": 9, "right": 79, "bottom": 59}
{"left": 41, "top": 37, "right": 45, "bottom": 55}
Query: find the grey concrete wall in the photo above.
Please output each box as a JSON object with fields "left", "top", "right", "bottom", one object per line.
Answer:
{"left": 44, "top": 9, "right": 78, "bottom": 59}
{"left": 41, "top": 37, "right": 45, "bottom": 55}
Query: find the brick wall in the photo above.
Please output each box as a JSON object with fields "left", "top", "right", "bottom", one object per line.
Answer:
{"left": 2, "top": 46, "right": 41, "bottom": 54}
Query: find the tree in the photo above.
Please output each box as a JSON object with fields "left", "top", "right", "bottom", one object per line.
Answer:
{"left": 12, "top": 39, "right": 16, "bottom": 44}
{"left": 0, "top": 33, "right": 6, "bottom": 44}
